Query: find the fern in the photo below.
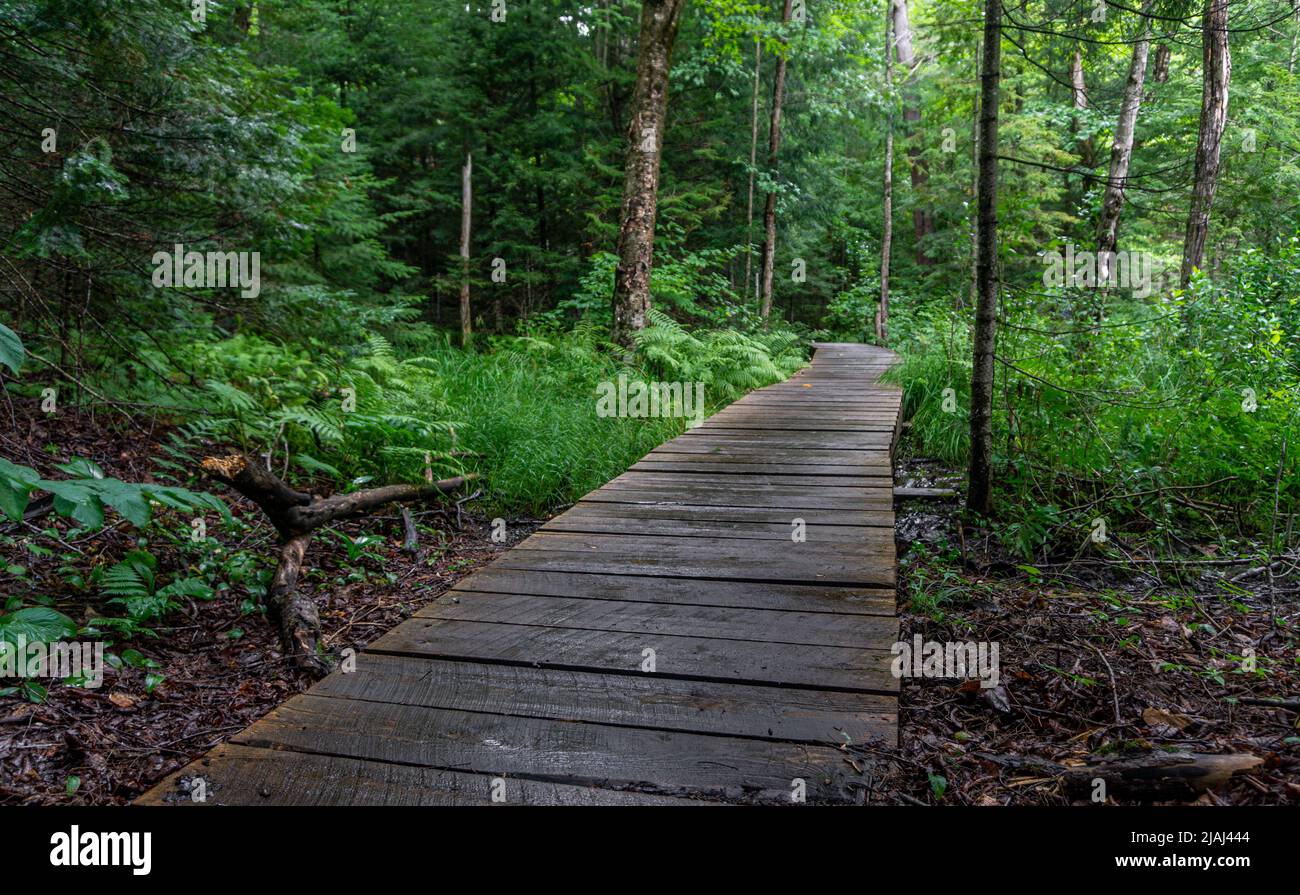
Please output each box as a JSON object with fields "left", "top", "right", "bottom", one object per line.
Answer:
{"left": 100, "top": 551, "right": 156, "bottom": 599}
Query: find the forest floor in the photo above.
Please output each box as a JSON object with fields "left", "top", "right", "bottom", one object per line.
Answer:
{"left": 875, "top": 455, "right": 1300, "bottom": 806}
{"left": 0, "top": 403, "right": 533, "bottom": 805}
{"left": 3, "top": 406, "right": 1296, "bottom": 805}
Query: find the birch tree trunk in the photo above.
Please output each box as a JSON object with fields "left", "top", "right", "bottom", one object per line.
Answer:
{"left": 459, "top": 152, "right": 472, "bottom": 347}
{"left": 1070, "top": 49, "right": 1095, "bottom": 169}
{"left": 1180, "top": 0, "right": 1231, "bottom": 288}
{"left": 968, "top": 0, "right": 1002, "bottom": 517}
{"left": 1096, "top": 2, "right": 1153, "bottom": 279}
{"left": 611, "top": 0, "right": 688, "bottom": 350}
{"left": 759, "top": 0, "right": 795, "bottom": 321}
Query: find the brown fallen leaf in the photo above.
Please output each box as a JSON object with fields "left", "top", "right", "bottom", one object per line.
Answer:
{"left": 108, "top": 692, "right": 138, "bottom": 709}
{"left": 981, "top": 685, "right": 1012, "bottom": 714}
{"left": 1142, "top": 706, "right": 1193, "bottom": 732}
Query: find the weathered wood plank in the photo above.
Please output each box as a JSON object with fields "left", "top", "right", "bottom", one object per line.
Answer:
{"left": 609, "top": 470, "right": 892, "bottom": 489}
{"left": 230, "top": 695, "right": 872, "bottom": 802}
{"left": 367, "top": 617, "right": 899, "bottom": 692}
{"left": 567, "top": 499, "right": 891, "bottom": 527}
{"left": 451, "top": 567, "right": 895, "bottom": 615}
{"left": 311, "top": 653, "right": 897, "bottom": 744}
{"left": 579, "top": 488, "right": 893, "bottom": 511}
{"left": 632, "top": 459, "right": 892, "bottom": 477}
{"left": 418, "top": 589, "right": 898, "bottom": 647}
{"left": 494, "top": 541, "right": 895, "bottom": 586}
{"left": 542, "top": 511, "right": 888, "bottom": 541}
{"left": 138, "top": 744, "right": 710, "bottom": 806}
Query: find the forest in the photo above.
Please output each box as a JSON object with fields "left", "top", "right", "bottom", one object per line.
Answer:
{"left": 0, "top": 0, "right": 1297, "bottom": 811}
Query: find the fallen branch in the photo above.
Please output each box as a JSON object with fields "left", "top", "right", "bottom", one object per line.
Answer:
{"left": 200, "top": 453, "right": 475, "bottom": 675}
{"left": 978, "top": 751, "right": 1263, "bottom": 801}
{"left": 894, "top": 486, "right": 958, "bottom": 500}
{"left": 1236, "top": 696, "right": 1300, "bottom": 713}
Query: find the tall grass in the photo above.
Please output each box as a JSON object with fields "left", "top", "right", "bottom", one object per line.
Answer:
{"left": 119, "top": 316, "right": 809, "bottom": 517}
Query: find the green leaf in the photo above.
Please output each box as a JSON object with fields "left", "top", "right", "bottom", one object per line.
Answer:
{"left": 66, "top": 775, "right": 81, "bottom": 796}
{"left": 0, "top": 323, "right": 24, "bottom": 375}
{"left": 42, "top": 480, "right": 105, "bottom": 529}
{"left": 54, "top": 458, "right": 105, "bottom": 479}
{"left": 928, "top": 773, "right": 948, "bottom": 801}
{"left": 89, "top": 480, "right": 151, "bottom": 527}
{"left": 157, "top": 578, "right": 214, "bottom": 601}
{"left": 0, "top": 459, "right": 39, "bottom": 521}
{"left": 119, "top": 648, "right": 159, "bottom": 669}
{"left": 0, "top": 606, "right": 78, "bottom": 645}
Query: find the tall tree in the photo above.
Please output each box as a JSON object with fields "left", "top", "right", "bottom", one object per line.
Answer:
{"left": 759, "top": 0, "right": 795, "bottom": 321}
{"left": 1096, "top": 2, "right": 1154, "bottom": 279}
{"left": 1070, "top": 48, "right": 1095, "bottom": 169}
{"left": 890, "top": 0, "right": 932, "bottom": 263}
{"left": 744, "top": 39, "right": 762, "bottom": 301}
{"left": 1180, "top": 0, "right": 1231, "bottom": 287}
{"left": 460, "top": 151, "right": 473, "bottom": 347}
{"left": 879, "top": 1, "right": 894, "bottom": 344}
{"left": 612, "top": 0, "right": 689, "bottom": 350}
{"left": 968, "top": 0, "right": 1002, "bottom": 516}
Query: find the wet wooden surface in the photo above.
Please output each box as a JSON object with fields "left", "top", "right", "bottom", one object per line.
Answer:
{"left": 138, "top": 343, "right": 903, "bottom": 806}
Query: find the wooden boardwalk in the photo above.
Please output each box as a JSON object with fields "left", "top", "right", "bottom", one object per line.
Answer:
{"left": 139, "top": 343, "right": 903, "bottom": 805}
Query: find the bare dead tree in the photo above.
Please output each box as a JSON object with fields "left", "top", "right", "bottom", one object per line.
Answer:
{"left": 460, "top": 152, "right": 473, "bottom": 347}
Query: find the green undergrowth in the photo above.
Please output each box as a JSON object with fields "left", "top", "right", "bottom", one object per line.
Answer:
{"left": 885, "top": 239, "right": 1300, "bottom": 557}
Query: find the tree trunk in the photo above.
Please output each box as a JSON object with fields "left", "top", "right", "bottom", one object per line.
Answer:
{"left": 611, "top": 0, "right": 688, "bottom": 350}
{"left": 459, "top": 152, "right": 473, "bottom": 347}
{"left": 967, "top": 35, "right": 980, "bottom": 310}
{"left": 1070, "top": 48, "right": 1096, "bottom": 169}
{"left": 967, "top": 0, "right": 1002, "bottom": 517}
{"left": 890, "top": 0, "right": 933, "bottom": 264}
{"left": 1096, "top": 2, "right": 1153, "bottom": 280}
{"left": 1153, "top": 42, "right": 1171, "bottom": 83}
{"left": 1180, "top": 0, "right": 1231, "bottom": 288}
{"left": 744, "top": 39, "right": 761, "bottom": 299}
{"left": 878, "top": 3, "right": 893, "bottom": 344}
{"left": 759, "top": 0, "right": 795, "bottom": 321}
{"left": 1291, "top": 0, "right": 1299, "bottom": 75}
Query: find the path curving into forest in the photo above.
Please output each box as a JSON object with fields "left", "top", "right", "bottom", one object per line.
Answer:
{"left": 139, "top": 343, "right": 903, "bottom": 805}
